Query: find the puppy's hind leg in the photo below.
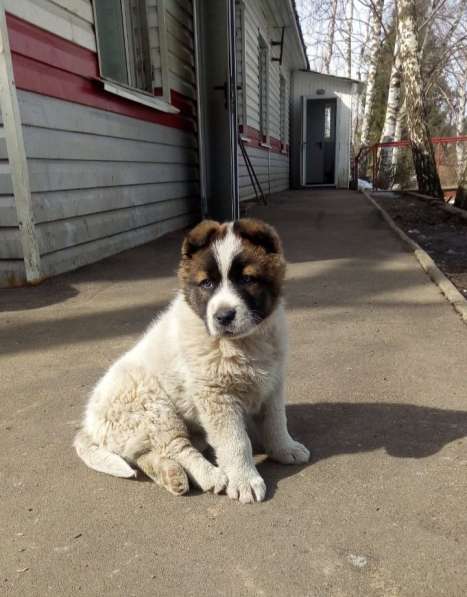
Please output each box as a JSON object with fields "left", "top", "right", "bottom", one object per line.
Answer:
{"left": 136, "top": 451, "right": 189, "bottom": 496}
{"left": 147, "top": 396, "right": 227, "bottom": 495}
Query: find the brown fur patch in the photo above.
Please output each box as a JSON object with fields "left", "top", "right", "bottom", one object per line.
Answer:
{"left": 178, "top": 218, "right": 286, "bottom": 326}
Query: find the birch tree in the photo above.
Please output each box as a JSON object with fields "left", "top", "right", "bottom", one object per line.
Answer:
{"left": 360, "top": 0, "right": 385, "bottom": 147}
{"left": 322, "top": 0, "right": 339, "bottom": 73}
{"left": 396, "top": 0, "right": 443, "bottom": 198}
{"left": 378, "top": 38, "right": 402, "bottom": 187}
{"left": 346, "top": 0, "right": 354, "bottom": 78}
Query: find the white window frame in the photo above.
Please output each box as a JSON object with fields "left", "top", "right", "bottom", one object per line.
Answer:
{"left": 236, "top": 0, "right": 248, "bottom": 134}
{"left": 279, "top": 72, "right": 287, "bottom": 151}
{"left": 92, "top": 0, "right": 178, "bottom": 114}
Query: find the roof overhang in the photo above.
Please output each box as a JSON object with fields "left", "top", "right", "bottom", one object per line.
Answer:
{"left": 264, "top": 0, "right": 309, "bottom": 71}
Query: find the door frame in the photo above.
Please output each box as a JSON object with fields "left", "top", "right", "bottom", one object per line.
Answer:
{"left": 301, "top": 95, "right": 338, "bottom": 187}
{"left": 193, "top": 0, "right": 239, "bottom": 221}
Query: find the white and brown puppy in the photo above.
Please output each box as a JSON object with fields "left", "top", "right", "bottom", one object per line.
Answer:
{"left": 74, "top": 218, "right": 309, "bottom": 503}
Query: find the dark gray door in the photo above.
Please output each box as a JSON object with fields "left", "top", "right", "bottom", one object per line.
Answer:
{"left": 305, "top": 99, "right": 336, "bottom": 185}
{"left": 196, "top": 0, "right": 239, "bottom": 221}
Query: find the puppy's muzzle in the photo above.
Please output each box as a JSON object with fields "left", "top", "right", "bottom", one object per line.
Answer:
{"left": 214, "top": 307, "right": 236, "bottom": 327}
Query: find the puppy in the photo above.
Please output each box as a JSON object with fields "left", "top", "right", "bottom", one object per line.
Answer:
{"left": 74, "top": 218, "right": 309, "bottom": 503}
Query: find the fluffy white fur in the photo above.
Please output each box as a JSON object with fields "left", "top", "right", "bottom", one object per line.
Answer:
{"left": 75, "top": 227, "right": 309, "bottom": 503}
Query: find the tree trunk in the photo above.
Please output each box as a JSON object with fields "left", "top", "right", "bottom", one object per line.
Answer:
{"left": 396, "top": 0, "right": 443, "bottom": 199}
{"left": 455, "top": 73, "right": 466, "bottom": 181}
{"left": 378, "top": 39, "right": 402, "bottom": 188}
{"left": 391, "top": 100, "right": 405, "bottom": 188}
{"left": 360, "top": 0, "right": 384, "bottom": 147}
{"left": 346, "top": 0, "right": 353, "bottom": 79}
{"left": 454, "top": 160, "right": 467, "bottom": 209}
{"left": 323, "top": 0, "right": 338, "bottom": 74}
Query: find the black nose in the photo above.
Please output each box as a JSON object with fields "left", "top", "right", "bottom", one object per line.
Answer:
{"left": 215, "top": 307, "right": 236, "bottom": 326}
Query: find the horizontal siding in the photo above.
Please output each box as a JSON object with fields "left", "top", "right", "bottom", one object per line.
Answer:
{"left": 15, "top": 91, "right": 200, "bottom": 271}
{"left": 0, "top": 259, "right": 26, "bottom": 287}
{"left": 241, "top": 0, "right": 291, "bottom": 145}
{"left": 40, "top": 211, "right": 196, "bottom": 280}
{"left": 238, "top": 145, "right": 289, "bottom": 201}
{"left": 18, "top": 92, "right": 196, "bottom": 147}
{"left": 4, "top": 0, "right": 96, "bottom": 51}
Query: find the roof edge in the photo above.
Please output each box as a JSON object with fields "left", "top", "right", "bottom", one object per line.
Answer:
{"left": 289, "top": 1, "right": 310, "bottom": 71}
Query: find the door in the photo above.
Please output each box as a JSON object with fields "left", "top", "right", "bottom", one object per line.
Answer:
{"left": 196, "top": 0, "right": 239, "bottom": 221}
{"left": 305, "top": 98, "right": 336, "bottom": 185}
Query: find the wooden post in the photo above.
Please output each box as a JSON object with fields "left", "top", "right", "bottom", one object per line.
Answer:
{"left": 0, "top": 3, "right": 41, "bottom": 283}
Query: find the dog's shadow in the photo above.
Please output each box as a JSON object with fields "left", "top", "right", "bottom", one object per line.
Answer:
{"left": 257, "top": 402, "right": 467, "bottom": 500}
{"left": 135, "top": 402, "right": 467, "bottom": 500}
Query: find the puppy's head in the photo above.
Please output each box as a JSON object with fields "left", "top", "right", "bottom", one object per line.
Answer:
{"left": 179, "top": 218, "right": 285, "bottom": 338}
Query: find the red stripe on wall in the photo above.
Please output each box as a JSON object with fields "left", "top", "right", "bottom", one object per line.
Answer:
{"left": 6, "top": 13, "right": 195, "bottom": 132}
{"left": 239, "top": 125, "right": 288, "bottom": 155}
{"left": 7, "top": 13, "right": 98, "bottom": 78}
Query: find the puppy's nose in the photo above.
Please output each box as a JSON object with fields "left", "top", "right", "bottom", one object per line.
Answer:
{"left": 215, "top": 307, "right": 236, "bottom": 326}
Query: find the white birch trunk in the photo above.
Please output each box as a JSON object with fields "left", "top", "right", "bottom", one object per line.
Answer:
{"left": 378, "top": 39, "right": 402, "bottom": 188}
{"left": 360, "top": 0, "right": 384, "bottom": 147}
{"left": 397, "top": 0, "right": 443, "bottom": 198}
{"left": 391, "top": 99, "right": 405, "bottom": 188}
{"left": 456, "top": 73, "right": 466, "bottom": 181}
{"left": 323, "top": 0, "right": 338, "bottom": 74}
{"left": 346, "top": 0, "right": 353, "bottom": 79}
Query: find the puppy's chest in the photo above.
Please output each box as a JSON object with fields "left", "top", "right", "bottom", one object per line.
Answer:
{"left": 202, "top": 344, "right": 281, "bottom": 412}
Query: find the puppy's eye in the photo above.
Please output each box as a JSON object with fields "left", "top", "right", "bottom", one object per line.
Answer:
{"left": 199, "top": 279, "right": 214, "bottom": 290}
{"left": 239, "top": 274, "right": 255, "bottom": 285}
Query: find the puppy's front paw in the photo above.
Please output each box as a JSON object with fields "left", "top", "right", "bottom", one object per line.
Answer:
{"left": 199, "top": 466, "right": 227, "bottom": 493}
{"left": 269, "top": 440, "right": 310, "bottom": 465}
{"left": 193, "top": 465, "right": 228, "bottom": 494}
{"left": 226, "top": 469, "right": 266, "bottom": 504}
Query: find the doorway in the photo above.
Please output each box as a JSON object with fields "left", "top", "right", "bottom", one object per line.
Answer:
{"left": 304, "top": 98, "right": 337, "bottom": 186}
{"left": 195, "top": 0, "right": 239, "bottom": 221}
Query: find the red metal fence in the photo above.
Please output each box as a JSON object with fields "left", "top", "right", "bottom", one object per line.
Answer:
{"left": 354, "top": 136, "right": 467, "bottom": 200}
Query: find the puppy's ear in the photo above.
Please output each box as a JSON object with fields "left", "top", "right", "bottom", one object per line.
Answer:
{"left": 233, "top": 219, "right": 283, "bottom": 254}
{"left": 182, "top": 220, "right": 221, "bottom": 258}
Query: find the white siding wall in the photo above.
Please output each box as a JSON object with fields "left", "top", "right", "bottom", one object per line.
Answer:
{"left": 4, "top": 0, "right": 96, "bottom": 50}
{"left": 0, "top": 0, "right": 200, "bottom": 285}
{"left": 238, "top": 146, "right": 289, "bottom": 201}
{"left": 15, "top": 92, "right": 199, "bottom": 280}
{"left": 291, "top": 71, "right": 355, "bottom": 188}
{"left": 237, "top": 0, "right": 293, "bottom": 201}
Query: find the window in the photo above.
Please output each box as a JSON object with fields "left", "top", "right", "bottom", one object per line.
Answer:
{"left": 279, "top": 74, "right": 286, "bottom": 148}
{"left": 258, "top": 34, "right": 269, "bottom": 141}
{"left": 324, "top": 104, "right": 332, "bottom": 139}
{"left": 94, "top": 1, "right": 153, "bottom": 92}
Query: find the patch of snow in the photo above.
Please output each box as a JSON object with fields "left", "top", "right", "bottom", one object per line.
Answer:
{"left": 358, "top": 178, "right": 372, "bottom": 191}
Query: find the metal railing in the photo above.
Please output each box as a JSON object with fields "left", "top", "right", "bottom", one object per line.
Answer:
{"left": 354, "top": 136, "right": 467, "bottom": 199}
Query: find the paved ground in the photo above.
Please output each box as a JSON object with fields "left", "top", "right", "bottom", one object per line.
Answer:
{"left": 1, "top": 189, "right": 466, "bottom": 597}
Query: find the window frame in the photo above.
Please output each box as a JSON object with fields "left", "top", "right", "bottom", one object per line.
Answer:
{"left": 258, "top": 31, "right": 270, "bottom": 144}
{"left": 92, "top": 0, "right": 177, "bottom": 113}
{"left": 279, "top": 72, "right": 287, "bottom": 150}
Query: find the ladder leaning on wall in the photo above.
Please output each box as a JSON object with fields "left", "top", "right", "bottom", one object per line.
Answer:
{"left": 238, "top": 135, "right": 268, "bottom": 206}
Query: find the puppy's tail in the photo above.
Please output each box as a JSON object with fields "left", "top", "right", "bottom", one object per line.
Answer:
{"left": 73, "top": 429, "right": 136, "bottom": 478}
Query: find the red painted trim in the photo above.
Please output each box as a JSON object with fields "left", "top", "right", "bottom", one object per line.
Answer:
{"left": 239, "top": 125, "right": 288, "bottom": 155}
{"left": 7, "top": 13, "right": 98, "bottom": 78}
{"left": 6, "top": 13, "right": 195, "bottom": 132}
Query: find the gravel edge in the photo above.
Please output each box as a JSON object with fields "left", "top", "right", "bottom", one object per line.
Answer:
{"left": 362, "top": 190, "right": 467, "bottom": 325}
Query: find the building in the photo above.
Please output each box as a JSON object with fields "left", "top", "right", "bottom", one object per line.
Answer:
{"left": 290, "top": 70, "right": 362, "bottom": 190}
{"left": 0, "top": 1, "right": 357, "bottom": 288}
